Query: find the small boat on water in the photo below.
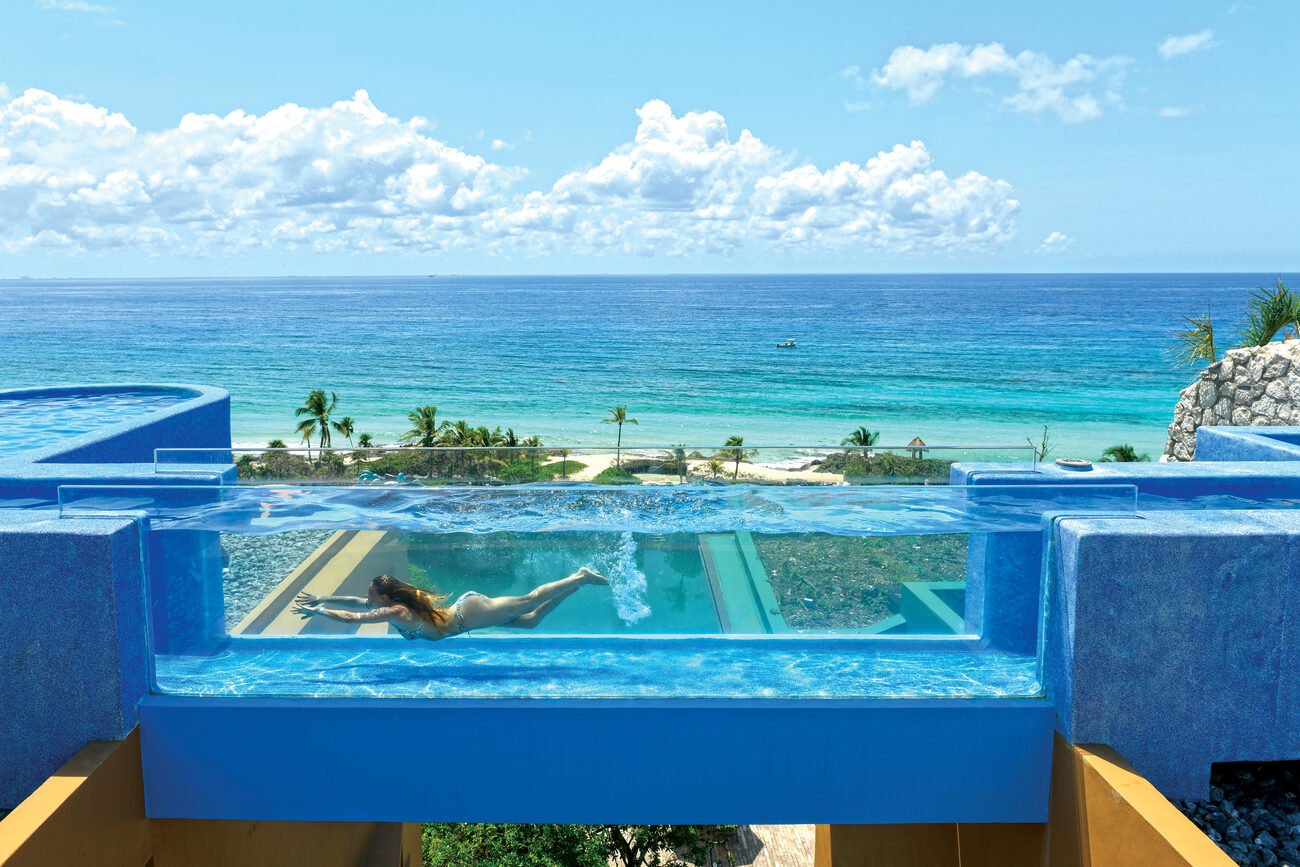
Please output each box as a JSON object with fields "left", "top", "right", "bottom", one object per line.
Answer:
{"left": 776, "top": 338, "right": 797, "bottom": 348}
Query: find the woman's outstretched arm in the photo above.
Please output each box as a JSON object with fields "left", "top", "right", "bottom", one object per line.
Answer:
{"left": 292, "top": 603, "right": 405, "bottom": 623}
{"left": 295, "top": 592, "right": 368, "bottom": 608}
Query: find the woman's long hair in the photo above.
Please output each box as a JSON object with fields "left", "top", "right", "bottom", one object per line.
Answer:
{"left": 372, "top": 574, "right": 451, "bottom": 632}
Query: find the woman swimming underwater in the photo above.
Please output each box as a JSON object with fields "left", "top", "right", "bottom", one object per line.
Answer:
{"left": 292, "top": 568, "right": 608, "bottom": 639}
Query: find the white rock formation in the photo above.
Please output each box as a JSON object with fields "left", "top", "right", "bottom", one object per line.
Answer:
{"left": 1165, "top": 339, "right": 1300, "bottom": 460}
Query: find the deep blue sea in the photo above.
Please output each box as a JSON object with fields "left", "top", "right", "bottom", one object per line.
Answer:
{"left": 0, "top": 274, "right": 1288, "bottom": 458}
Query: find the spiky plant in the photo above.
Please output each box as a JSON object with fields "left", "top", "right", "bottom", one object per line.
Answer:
{"left": 1026, "top": 424, "right": 1057, "bottom": 465}
{"left": 1174, "top": 311, "right": 1217, "bottom": 365}
{"left": 1099, "top": 444, "right": 1150, "bottom": 462}
{"left": 1242, "top": 278, "right": 1300, "bottom": 347}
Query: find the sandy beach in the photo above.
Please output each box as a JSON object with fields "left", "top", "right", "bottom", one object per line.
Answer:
{"left": 565, "top": 450, "right": 843, "bottom": 484}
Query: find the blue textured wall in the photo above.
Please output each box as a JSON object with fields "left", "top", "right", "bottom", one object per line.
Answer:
{"left": 140, "top": 696, "right": 1054, "bottom": 824}
{"left": 1051, "top": 510, "right": 1300, "bottom": 799}
{"left": 1194, "top": 425, "right": 1300, "bottom": 461}
{"left": 0, "top": 384, "right": 230, "bottom": 809}
{"left": 0, "top": 511, "right": 145, "bottom": 807}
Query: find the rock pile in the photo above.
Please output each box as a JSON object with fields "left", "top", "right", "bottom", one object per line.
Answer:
{"left": 1165, "top": 340, "right": 1300, "bottom": 461}
{"left": 1178, "top": 761, "right": 1300, "bottom": 866}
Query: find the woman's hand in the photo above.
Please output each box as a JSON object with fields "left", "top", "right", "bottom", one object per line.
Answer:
{"left": 295, "top": 591, "right": 323, "bottom": 607}
{"left": 291, "top": 602, "right": 319, "bottom": 618}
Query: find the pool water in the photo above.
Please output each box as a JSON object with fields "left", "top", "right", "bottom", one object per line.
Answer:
{"left": 0, "top": 390, "right": 187, "bottom": 455}
{"left": 406, "top": 531, "right": 719, "bottom": 634}
{"left": 155, "top": 637, "right": 1042, "bottom": 700}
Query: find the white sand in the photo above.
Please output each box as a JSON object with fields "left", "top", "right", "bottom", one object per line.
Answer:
{"left": 564, "top": 451, "right": 843, "bottom": 484}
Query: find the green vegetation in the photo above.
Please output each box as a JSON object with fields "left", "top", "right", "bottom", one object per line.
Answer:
{"left": 334, "top": 415, "right": 355, "bottom": 446}
{"left": 1175, "top": 311, "right": 1217, "bottom": 364}
{"left": 402, "top": 405, "right": 443, "bottom": 447}
{"left": 421, "top": 823, "right": 736, "bottom": 867}
{"left": 266, "top": 438, "right": 286, "bottom": 449}
{"left": 294, "top": 389, "right": 339, "bottom": 459}
{"left": 602, "top": 405, "right": 638, "bottom": 468}
{"left": 1242, "top": 278, "right": 1300, "bottom": 347}
{"left": 814, "top": 451, "right": 952, "bottom": 483}
{"left": 594, "top": 465, "right": 641, "bottom": 485}
{"left": 706, "top": 458, "right": 724, "bottom": 479}
{"left": 841, "top": 425, "right": 879, "bottom": 457}
{"left": 1176, "top": 277, "right": 1299, "bottom": 365}
{"left": 1099, "top": 444, "right": 1150, "bottom": 462}
{"left": 1026, "top": 424, "right": 1057, "bottom": 464}
{"left": 497, "top": 458, "right": 588, "bottom": 483}
{"left": 719, "top": 435, "right": 756, "bottom": 479}
{"left": 755, "top": 533, "right": 968, "bottom": 630}
{"left": 357, "top": 433, "right": 373, "bottom": 448}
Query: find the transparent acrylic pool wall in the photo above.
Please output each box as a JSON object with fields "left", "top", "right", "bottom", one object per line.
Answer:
{"left": 153, "top": 444, "right": 1039, "bottom": 486}
{"left": 58, "top": 482, "right": 1137, "bottom": 701}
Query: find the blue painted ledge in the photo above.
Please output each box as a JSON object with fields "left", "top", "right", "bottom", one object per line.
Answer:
{"left": 140, "top": 695, "right": 1054, "bottom": 824}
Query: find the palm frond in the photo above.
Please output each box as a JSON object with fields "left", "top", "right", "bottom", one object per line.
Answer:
{"left": 1172, "top": 311, "right": 1216, "bottom": 365}
{"left": 1242, "top": 278, "right": 1300, "bottom": 347}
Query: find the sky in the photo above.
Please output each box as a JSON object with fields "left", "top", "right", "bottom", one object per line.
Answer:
{"left": 0, "top": 0, "right": 1296, "bottom": 277}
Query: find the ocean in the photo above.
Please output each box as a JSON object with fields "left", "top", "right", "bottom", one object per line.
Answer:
{"left": 0, "top": 273, "right": 1287, "bottom": 459}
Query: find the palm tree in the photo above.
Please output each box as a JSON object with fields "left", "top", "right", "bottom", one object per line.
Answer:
{"left": 294, "top": 389, "right": 338, "bottom": 460}
{"left": 602, "top": 405, "right": 638, "bottom": 468}
{"left": 333, "top": 415, "right": 356, "bottom": 446}
{"left": 402, "top": 405, "right": 443, "bottom": 448}
{"left": 357, "top": 433, "right": 373, "bottom": 448}
{"left": 267, "top": 439, "right": 286, "bottom": 449}
{"left": 707, "top": 459, "right": 724, "bottom": 479}
{"left": 440, "top": 419, "right": 475, "bottom": 446}
{"left": 1099, "top": 444, "right": 1150, "bottom": 463}
{"left": 722, "top": 435, "right": 757, "bottom": 480}
{"left": 668, "top": 445, "right": 688, "bottom": 482}
{"left": 842, "top": 426, "right": 879, "bottom": 458}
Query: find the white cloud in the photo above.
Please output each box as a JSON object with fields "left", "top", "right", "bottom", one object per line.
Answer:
{"left": 843, "top": 100, "right": 872, "bottom": 113}
{"left": 1158, "top": 30, "right": 1216, "bottom": 60}
{"left": 1034, "top": 230, "right": 1074, "bottom": 254}
{"left": 870, "top": 42, "right": 1129, "bottom": 123}
{"left": 490, "top": 138, "right": 513, "bottom": 151}
{"left": 1158, "top": 105, "right": 1199, "bottom": 118}
{"left": 35, "top": 0, "right": 115, "bottom": 13}
{"left": 0, "top": 89, "right": 1020, "bottom": 259}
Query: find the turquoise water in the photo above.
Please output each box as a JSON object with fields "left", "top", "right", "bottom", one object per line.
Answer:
{"left": 153, "top": 638, "right": 1041, "bottom": 699}
{"left": 0, "top": 389, "right": 188, "bottom": 455}
{"left": 1, "top": 273, "right": 1290, "bottom": 458}
{"left": 407, "top": 531, "right": 719, "bottom": 634}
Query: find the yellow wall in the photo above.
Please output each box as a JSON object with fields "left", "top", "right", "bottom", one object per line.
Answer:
{"left": 0, "top": 731, "right": 421, "bottom": 867}
{"left": 815, "top": 736, "right": 1235, "bottom": 867}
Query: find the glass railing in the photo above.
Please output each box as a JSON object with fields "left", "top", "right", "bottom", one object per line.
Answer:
{"left": 57, "top": 482, "right": 1136, "bottom": 701}
{"left": 154, "top": 444, "right": 1039, "bottom": 486}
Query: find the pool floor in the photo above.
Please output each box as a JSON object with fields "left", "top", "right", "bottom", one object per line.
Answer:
{"left": 153, "top": 638, "right": 1041, "bottom": 700}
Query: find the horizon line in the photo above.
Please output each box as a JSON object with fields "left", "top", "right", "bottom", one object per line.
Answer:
{"left": 2, "top": 269, "right": 1298, "bottom": 282}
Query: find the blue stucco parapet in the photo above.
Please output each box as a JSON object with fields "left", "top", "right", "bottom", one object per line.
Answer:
{"left": 1193, "top": 425, "right": 1300, "bottom": 461}
{"left": 0, "top": 509, "right": 146, "bottom": 807}
{"left": 0, "top": 384, "right": 232, "bottom": 810}
{"left": 1051, "top": 510, "right": 1299, "bottom": 799}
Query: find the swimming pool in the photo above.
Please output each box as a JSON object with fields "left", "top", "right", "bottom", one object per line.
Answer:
{"left": 0, "top": 388, "right": 189, "bottom": 455}
{"left": 55, "top": 481, "right": 1139, "bottom": 701}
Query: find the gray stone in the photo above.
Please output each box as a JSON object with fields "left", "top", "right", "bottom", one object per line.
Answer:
{"left": 1197, "top": 381, "right": 1218, "bottom": 408}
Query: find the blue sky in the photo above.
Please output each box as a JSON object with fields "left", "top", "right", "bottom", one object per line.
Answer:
{"left": 0, "top": 0, "right": 1295, "bottom": 276}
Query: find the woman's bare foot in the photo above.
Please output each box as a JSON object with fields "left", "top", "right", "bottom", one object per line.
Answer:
{"left": 578, "top": 566, "right": 609, "bottom": 585}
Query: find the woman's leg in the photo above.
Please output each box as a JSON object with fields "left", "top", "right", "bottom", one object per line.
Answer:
{"left": 457, "top": 568, "right": 606, "bottom": 630}
{"left": 500, "top": 585, "right": 582, "bottom": 629}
